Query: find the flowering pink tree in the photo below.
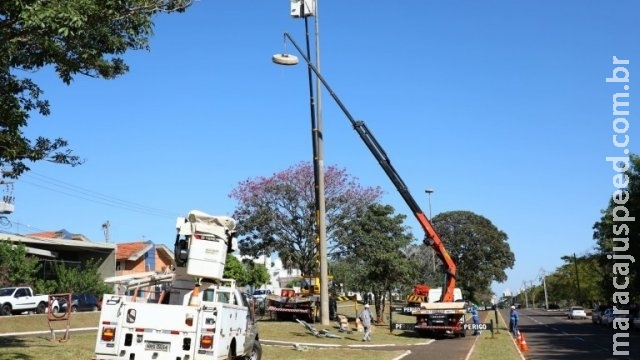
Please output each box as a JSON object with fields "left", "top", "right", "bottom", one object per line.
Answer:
{"left": 229, "top": 162, "right": 382, "bottom": 276}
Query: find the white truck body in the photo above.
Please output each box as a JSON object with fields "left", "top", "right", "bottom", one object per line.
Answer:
{"left": 93, "top": 210, "right": 261, "bottom": 360}
{"left": 94, "top": 283, "right": 259, "bottom": 360}
{"left": 0, "top": 286, "right": 49, "bottom": 315}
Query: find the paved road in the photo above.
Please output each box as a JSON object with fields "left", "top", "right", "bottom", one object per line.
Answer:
{"left": 396, "top": 334, "right": 477, "bottom": 360}
{"left": 508, "top": 308, "right": 640, "bottom": 360}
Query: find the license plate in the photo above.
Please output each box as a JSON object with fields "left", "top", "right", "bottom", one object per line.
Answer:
{"left": 145, "top": 341, "right": 170, "bottom": 352}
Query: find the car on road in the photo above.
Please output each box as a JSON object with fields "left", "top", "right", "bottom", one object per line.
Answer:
{"left": 591, "top": 304, "right": 611, "bottom": 325}
{"left": 601, "top": 307, "right": 626, "bottom": 327}
{"left": 251, "top": 289, "right": 272, "bottom": 302}
{"left": 631, "top": 313, "right": 640, "bottom": 331}
{"left": 567, "top": 306, "right": 587, "bottom": 320}
{"left": 60, "top": 293, "right": 101, "bottom": 312}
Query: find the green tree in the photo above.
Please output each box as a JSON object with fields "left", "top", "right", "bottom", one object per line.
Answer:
{"left": 333, "top": 203, "right": 416, "bottom": 323}
{"left": 431, "top": 211, "right": 515, "bottom": 301}
{"left": 229, "top": 162, "right": 382, "bottom": 277}
{"left": 1, "top": 0, "right": 192, "bottom": 178}
{"left": 0, "top": 240, "right": 40, "bottom": 286}
{"left": 592, "top": 154, "right": 639, "bottom": 300}
{"left": 243, "top": 261, "right": 270, "bottom": 290}
{"left": 46, "top": 258, "right": 112, "bottom": 296}
{"left": 544, "top": 253, "right": 608, "bottom": 308}
{"left": 0, "top": 241, "right": 112, "bottom": 296}
{"left": 223, "top": 254, "right": 247, "bottom": 285}
{"left": 403, "top": 243, "right": 442, "bottom": 291}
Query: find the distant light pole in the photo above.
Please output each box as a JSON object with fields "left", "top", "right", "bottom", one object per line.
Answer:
{"left": 425, "top": 189, "right": 434, "bottom": 219}
{"left": 425, "top": 189, "right": 435, "bottom": 271}
{"left": 540, "top": 269, "right": 549, "bottom": 310}
{"left": 530, "top": 280, "right": 535, "bottom": 308}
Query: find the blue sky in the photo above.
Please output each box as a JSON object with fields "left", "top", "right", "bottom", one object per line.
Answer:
{"left": 6, "top": 1, "right": 639, "bottom": 297}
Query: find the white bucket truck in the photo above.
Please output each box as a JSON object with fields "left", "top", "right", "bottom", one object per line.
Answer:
{"left": 93, "top": 210, "right": 261, "bottom": 360}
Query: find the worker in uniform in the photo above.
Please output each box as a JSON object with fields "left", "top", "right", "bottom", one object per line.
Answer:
{"left": 509, "top": 305, "right": 519, "bottom": 337}
{"left": 471, "top": 305, "right": 481, "bottom": 335}
{"left": 359, "top": 304, "right": 373, "bottom": 342}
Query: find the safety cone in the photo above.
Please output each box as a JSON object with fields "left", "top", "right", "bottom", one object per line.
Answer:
{"left": 189, "top": 285, "right": 201, "bottom": 307}
{"left": 519, "top": 332, "right": 529, "bottom": 351}
{"left": 516, "top": 331, "right": 522, "bottom": 345}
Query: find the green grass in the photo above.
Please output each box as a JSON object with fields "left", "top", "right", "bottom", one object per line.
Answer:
{"left": 0, "top": 306, "right": 416, "bottom": 360}
{"left": 0, "top": 303, "right": 522, "bottom": 360}
{"left": 468, "top": 311, "right": 523, "bottom": 360}
{"left": 0, "top": 333, "right": 407, "bottom": 360}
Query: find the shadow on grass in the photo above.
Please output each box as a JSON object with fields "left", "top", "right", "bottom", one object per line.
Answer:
{"left": 0, "top": 336, "right": 28, "bottom": 347}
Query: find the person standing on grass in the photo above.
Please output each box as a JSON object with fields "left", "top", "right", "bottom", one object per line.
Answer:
{"left": 359, "top": 304, "right": 373, "bottom": 342}
{"left": 509, "top": 305, "right": 519, "bottom": 337}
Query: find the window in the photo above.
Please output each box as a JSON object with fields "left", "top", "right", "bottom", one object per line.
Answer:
{"left": 217, "top": 292, "right": 230, "bottom": 304}
{"left": 203, "top": 289, "right": 215, "bottom": 302}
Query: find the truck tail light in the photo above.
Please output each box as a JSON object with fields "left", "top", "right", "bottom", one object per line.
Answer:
{"left": 200, "top": 335, "right": 213, "bottom": 349}
{"left": 101, "top": 327, "right": 116, "bottom": 342}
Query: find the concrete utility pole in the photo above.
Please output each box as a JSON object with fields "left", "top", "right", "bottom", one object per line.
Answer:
{"left": 290, "top": 0, "right": 329, "bottom": 326}
{"left": 540, "top": 269, "right": 549, "bottom": 310}
{"left": 312, "top": 0, "right": 330, "bottom": 328}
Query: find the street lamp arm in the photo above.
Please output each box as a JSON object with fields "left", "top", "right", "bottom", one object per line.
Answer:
{"left": 277, "top": 33, "right": 358, "bottom": 127}
{"left": 274, "top": 32, "right": 459, "bottom": 302}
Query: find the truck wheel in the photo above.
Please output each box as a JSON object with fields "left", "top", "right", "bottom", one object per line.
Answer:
{"left": 36, "top": 302, "right": 47, "bottom": 314}
{"left": 246, "top": 340, "right": 262, "bottom": 360}
{"left": 1, "top": 303, "right": 12, "bottom": 316}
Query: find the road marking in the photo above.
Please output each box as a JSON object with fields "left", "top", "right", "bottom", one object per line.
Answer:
{"left": 392, "top": 350, "right": 412, "bottom": 360}
{"left": 550, "top": 327, "right": 559, "bottom": 331}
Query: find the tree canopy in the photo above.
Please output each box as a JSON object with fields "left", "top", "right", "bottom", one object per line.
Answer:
{"left": 332, "top": 203, "right": 416, "bottom": 322}
{"left": 1, "top": 0, "right": 192, "bottom": 178}
{"left": 432, "top": 210, "right": 515, "bottom": 300}
{"left": 592, "top": 154, "right": 639, "bottom": 300}
{"left": 222, "top": 255, "right": 270, "bottom": 289}
{"left": 229, "top": 162, "right": 382, "bottom": 276}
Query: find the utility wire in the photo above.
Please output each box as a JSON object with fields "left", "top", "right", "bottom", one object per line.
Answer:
{"left": 20, "top": 172, "right": 178, "bottom": 218}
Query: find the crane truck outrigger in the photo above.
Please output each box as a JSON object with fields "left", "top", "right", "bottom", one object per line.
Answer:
{"left": 275, "top": 33, "right": 467, "bottom": 338}
{"left": 93, "top": 210, "right": 262, "bottom": 360}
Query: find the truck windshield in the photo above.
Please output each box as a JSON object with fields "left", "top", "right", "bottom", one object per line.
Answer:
{"left": 0, "top": 288, "right": 16, "bottom": 296}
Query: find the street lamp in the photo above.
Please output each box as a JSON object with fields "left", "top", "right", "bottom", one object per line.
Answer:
{"left": 424, "top": 189, "right": 435, "bottom": 271}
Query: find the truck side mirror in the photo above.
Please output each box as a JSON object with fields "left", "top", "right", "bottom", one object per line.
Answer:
{"left": 175, "top": 238, "right": 189, "bottom": 266}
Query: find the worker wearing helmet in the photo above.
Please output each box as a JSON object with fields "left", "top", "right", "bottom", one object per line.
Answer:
{"left": 470, "top": 305, "right": 481, "bottom": 336}
{"left": 359, "top": 304, "right": 373, "bottom": 342}
{"left": 509, "top": 305, "right": 519, "bottom": 337}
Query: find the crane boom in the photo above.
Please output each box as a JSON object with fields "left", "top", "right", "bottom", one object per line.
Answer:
{"left": 280, "top": 33, "right": 457, "bottom": 302}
